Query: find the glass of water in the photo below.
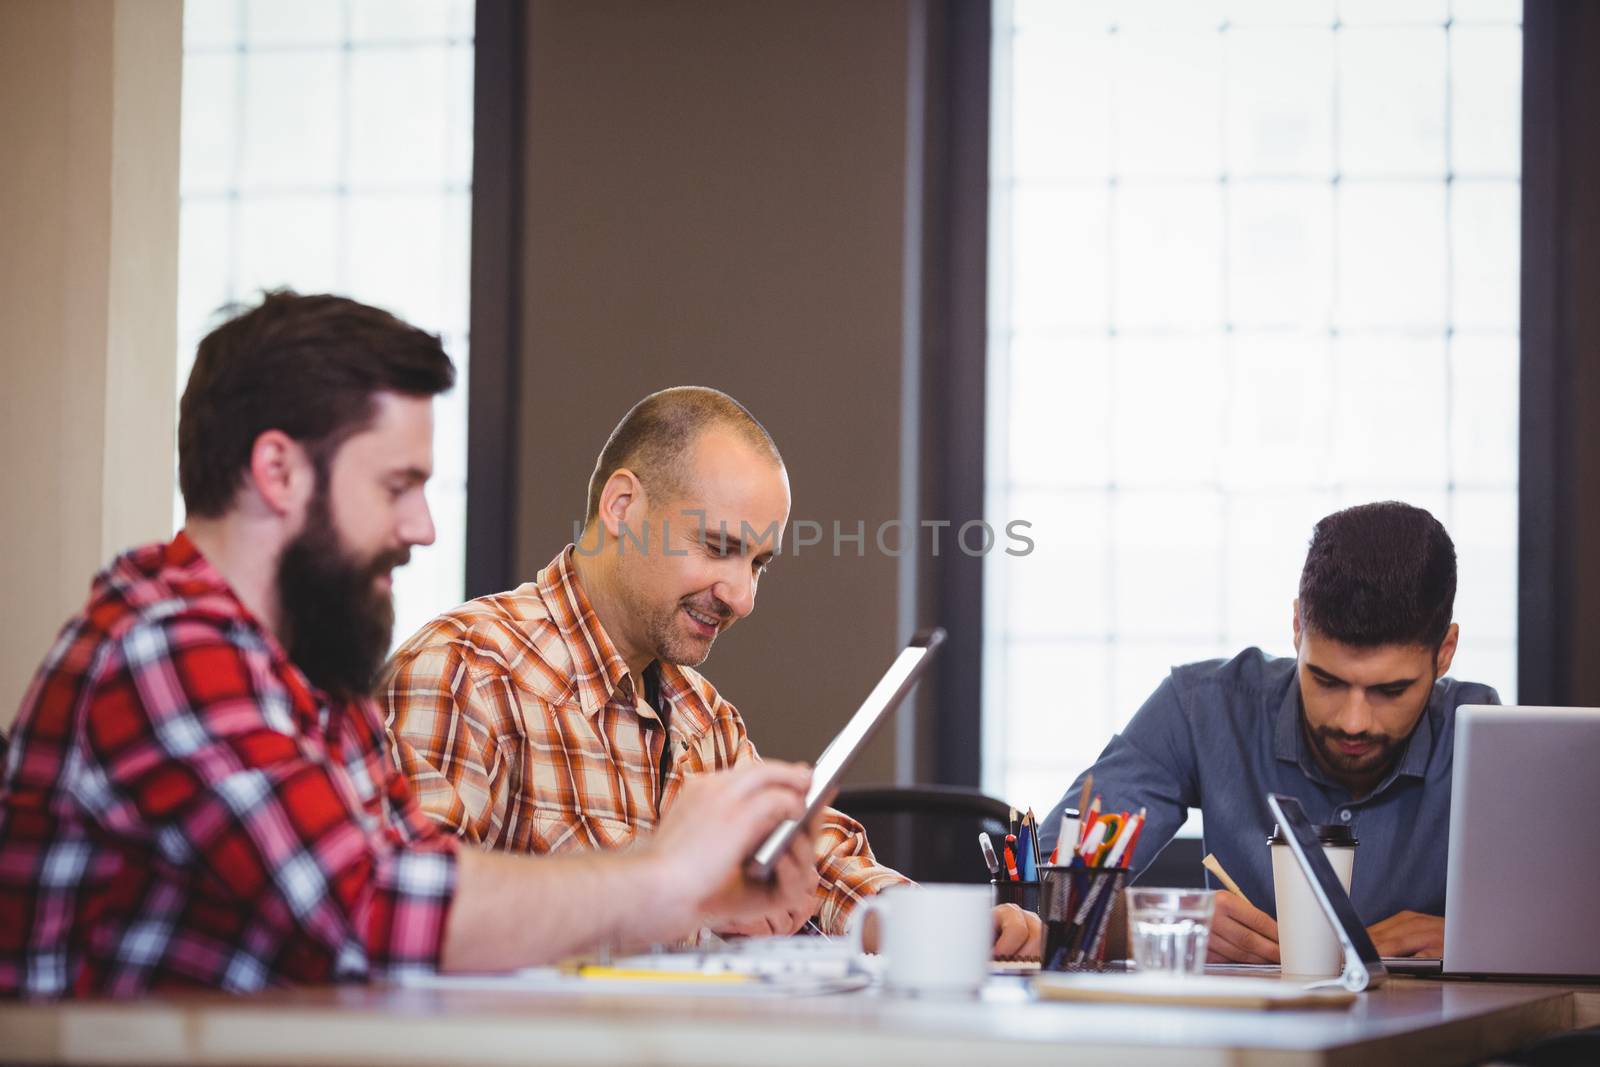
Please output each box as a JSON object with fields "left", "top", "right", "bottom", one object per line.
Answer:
{"left": 1126, "top": 887, "right": 1215, "bottom": 976}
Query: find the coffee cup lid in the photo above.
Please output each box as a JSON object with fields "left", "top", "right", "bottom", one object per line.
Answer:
{"left": 1267, "top": 823, "right": 1357, "bottom": 847}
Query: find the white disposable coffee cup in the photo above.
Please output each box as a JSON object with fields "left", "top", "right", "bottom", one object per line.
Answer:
{"left": 1269, "top": 823, "right": 1357, "bottom": 978}
{"left": 851, "top": 883, "right": 992, "bottom": 996}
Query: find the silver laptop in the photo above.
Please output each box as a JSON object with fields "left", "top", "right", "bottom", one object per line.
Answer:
{"left": 1437, "top": 705, "right": 1600, "bottom": 978}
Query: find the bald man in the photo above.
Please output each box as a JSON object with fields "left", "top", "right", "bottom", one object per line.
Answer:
{"left": 381, "top": 387, "right": 1039, "bottom": 954}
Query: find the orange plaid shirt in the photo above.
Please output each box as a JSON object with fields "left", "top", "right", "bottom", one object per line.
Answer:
{"left": 378, "top": 546, "right": 910, "bottom": 933}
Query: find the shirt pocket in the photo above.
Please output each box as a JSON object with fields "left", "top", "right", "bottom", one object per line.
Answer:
{"left": 528, "top": 810, "right": 638, "bottom": 854}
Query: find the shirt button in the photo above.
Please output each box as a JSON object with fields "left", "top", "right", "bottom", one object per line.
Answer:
{"left": 1339, "top": 809, "right": 1352, "bottom": 822}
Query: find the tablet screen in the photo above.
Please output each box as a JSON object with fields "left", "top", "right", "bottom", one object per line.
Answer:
{"left": 747, "top": 628, "right": 945, "bottom": 879}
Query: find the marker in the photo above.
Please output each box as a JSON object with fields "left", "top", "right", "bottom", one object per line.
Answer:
{"left": 1003, "top": 834, "right": 1020, "bottom": 880}
{"left": 979, "top": 832, "right": 1001, "bottom": 877}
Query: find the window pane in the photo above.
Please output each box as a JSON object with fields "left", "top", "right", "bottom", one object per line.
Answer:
{"left": 1111, "top": 491, "right": 1224, "bottom": 641}
{"left": 1005, "top": 336, "right": 1111, "bottom": 488}
{"left": 1010, "top": 186, "right": 1109, "bottom": 332}
{"left": 1113, "top": 184, "right": 1224, "bottom": 330}
{"left": 1338, "top": 27, "right": 1447, "bottom": 178}
{"left": 1001, "top": 490, "right": 1111, "bottom": 640}
{"left": 1221, "top": 336, "right": 1334, "bottom": 490}
{"left": 1114, "top": 31, "right": 1224, "bottom": 178}
{"left": 1110, "top": 336, "right": 1225, "bottom": 487}
{"left": 1451, "top": 335, "right": 1519, "bottom": 487}
{"left": 1011, "top": 28, "right": 1113, "bottom": 181}
{"left": 1329, "top": 336, "right": 1450, "bottom": 486}
{"left": 348, "top": 47, "right": 455, "bottom": 190}
{"left": 1224, "top": 28, "right": 1334, "bottom": 177}
{"left": 1452, "top": 180, "right": 1520, "bottom": 331}
{"left": 1337, "top": 183, "right": 1447, "bottom": 329}
{"left": 1228, "top": 183, "right": 1334, "bottom": 329}
{"left": 1338, "top": 0, "right": 1449, "bottom": 26}
{"left": 238, "top": 52, "right": 342, "bottom": 190}
{"left": 1451, "top": 27, "right": 1523, "bottom": 175}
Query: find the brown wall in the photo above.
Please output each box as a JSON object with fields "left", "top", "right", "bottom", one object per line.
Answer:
{"left": 515, "top": 1, "right": 922, "bottom": 781}
{"left": 0, "top": 1, "right": 181, "bottom": 726}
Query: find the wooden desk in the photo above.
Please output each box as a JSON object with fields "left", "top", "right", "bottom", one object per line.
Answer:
{"left": 3, "top": 976, "right": 1597, "bottom": 1067}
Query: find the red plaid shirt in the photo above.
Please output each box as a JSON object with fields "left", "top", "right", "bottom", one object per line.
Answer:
{"left": 0, "top": 534, "right": 457, "bottom": 997}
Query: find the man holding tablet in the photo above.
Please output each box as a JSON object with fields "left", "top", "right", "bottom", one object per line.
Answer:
{"left": 382, "top": 387, "right": 1040, "bottom": 954}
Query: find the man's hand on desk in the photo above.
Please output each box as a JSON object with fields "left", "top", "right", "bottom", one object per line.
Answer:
{"left": 1367, "top": 911, "right": 1444, "bottom": 958}
{"left": 1206, "top": 890, "right": 1281, "bottom": 964}
{"left": 992, "top": 903, "right": 1042, "bottom": 958}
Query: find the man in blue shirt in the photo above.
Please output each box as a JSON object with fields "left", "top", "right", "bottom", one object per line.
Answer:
{"left": 1041, "top": 502, "right": 1498, "bottom": 963}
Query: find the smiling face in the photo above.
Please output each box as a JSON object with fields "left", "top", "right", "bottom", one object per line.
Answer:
{"left": 604, "top": 426, "right": 790, "bottom": 670}
{"left": 1292, "top": 601, "right": 1458, "bottom": 795}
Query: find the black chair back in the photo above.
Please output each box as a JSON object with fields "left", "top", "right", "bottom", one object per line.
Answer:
{"left": 832, "top": 784, "right": 1015, "bottom": 884}
{"left": 1130, "top": 833, "right": 1208, "bottom": 888}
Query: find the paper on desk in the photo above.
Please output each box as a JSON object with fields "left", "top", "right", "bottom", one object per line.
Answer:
{"left": 395, "top": 936, "right": 873, "bottom": 997}
{"left": 1033, "top": 972, "right": 1357, "bottom": 1010}
{"left": 395, "top": 967, "right": 868, "bottom": 997}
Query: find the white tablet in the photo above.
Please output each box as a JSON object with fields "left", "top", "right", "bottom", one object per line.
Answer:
{"left": 747, "top": 628, "right": 946, "bottom": 880}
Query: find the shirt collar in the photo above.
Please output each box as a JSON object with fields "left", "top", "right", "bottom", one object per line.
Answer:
{"left": 533, "top": 546, "right": 716, "bottom": 735}
{"left": 538, "top": 546, "right": 636, "bottom": 718}
{"left": 1273, "top": 664, "right": 1438, "bottom": 790}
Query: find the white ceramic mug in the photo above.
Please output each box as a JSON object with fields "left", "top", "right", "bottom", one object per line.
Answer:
{"left": 851, "top": 883, "right": 992, "bottom": 996}
{"left": 1269, "top": 824, "right": 1358, "bottom": 978}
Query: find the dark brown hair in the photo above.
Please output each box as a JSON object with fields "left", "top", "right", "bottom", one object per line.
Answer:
{"left": 1298, "top": 501, "right": 1457, "bottom": 649}
{"left": 178, "top": 290, "right": 455, "bottom": 517}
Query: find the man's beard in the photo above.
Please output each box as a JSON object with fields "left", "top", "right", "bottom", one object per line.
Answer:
{"left": 632, "top": 589, "right": 731, "bottom": 668}
{"left": 1305, "top": 677, "right": 1434, "bottom": 779}
{"left": 277, "top": 492, "right": 409, "bottom": 698}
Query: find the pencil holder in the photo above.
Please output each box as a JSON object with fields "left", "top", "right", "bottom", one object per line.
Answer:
{"left": 990, "top": 879, "right": 1041, "bottom": 915}
{"left": 1038, "top": 864, "right": 1128, "bottom": 972}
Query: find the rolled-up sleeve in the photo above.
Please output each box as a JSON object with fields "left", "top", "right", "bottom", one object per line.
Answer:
{"left": 717, "top": 713, "right": 913, "bottom": 934}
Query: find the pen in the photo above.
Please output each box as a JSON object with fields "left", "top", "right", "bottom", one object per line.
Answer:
{"left": 1015, "top": 824, "right": 1033, "bottom": 881}
{"left": 1201, "top": 852, "right": 1253, "bottom": 907}
{"left": 979, "top": 832, "right": 1001, "bottom": 878}
{"left": 1026, "top": 808, "right": 1041, "bottom": 877}
{"left": 577, "top": 966, "right": 752, "bottom": 984}
{"left": 1003, "top": 834, "right": 1020, "bottom": 880}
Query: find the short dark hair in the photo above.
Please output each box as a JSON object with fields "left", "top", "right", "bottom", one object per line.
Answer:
{"left": 1298, "top": 501, "right": 1457, "bottom": 649}
{"left": 178, "top": 290, "right": 455, "bottom": 517}
{"left": 585, "top": 387, "right": 782, "bottom": 524}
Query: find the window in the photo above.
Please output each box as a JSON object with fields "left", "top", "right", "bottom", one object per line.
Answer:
{"left": 984, "top": 0, "right": 1522, "bottom": 812}
{"left": 176, "top": 0, "right": 475, "bottom": 646}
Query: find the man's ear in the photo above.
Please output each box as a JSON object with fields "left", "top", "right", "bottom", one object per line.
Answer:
{"left": 1291, "top": 598, "right": 1303, "bottom": 652}
{"left": 246, "top": 430, "right": 315, "bottom": 517}
{"left": 597, "top": 468, "right": 647, "bottom": 541}
{"left": 1434, "top": 622, "right": 1460, "bottom": 679}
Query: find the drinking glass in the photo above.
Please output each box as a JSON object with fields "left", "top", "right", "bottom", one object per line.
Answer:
{"left": 1126, "top": 887, "right": 1215, "bottom": 976}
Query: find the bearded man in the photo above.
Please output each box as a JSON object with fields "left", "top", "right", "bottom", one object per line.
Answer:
{"left": 1039, "top": 501, "right": 1500, "bottom": 965}
{"left": 0, "top": 294, "right": 816, "bottom": 996}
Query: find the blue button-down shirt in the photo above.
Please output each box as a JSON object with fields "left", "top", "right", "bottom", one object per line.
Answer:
{"left": 1039, "top": 648, "right": 1499, "bottom": 924}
